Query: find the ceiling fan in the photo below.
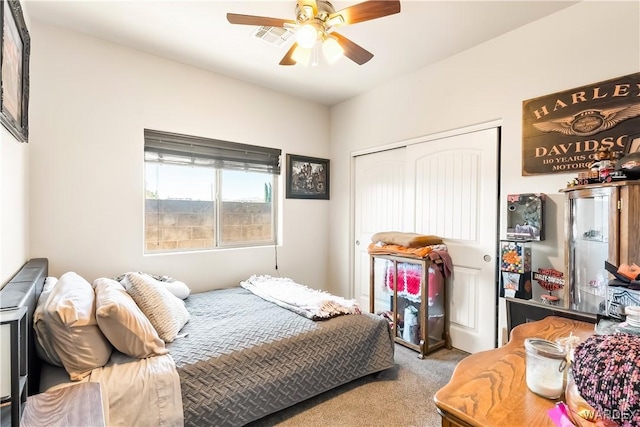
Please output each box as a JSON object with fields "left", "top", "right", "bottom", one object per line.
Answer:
{"left": 227, "top": 0, "right": 401, "bottom": 66}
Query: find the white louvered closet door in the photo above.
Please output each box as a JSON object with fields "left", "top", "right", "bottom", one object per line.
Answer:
{"left": 406, "top": 128, "right": 499, "bottom": 353}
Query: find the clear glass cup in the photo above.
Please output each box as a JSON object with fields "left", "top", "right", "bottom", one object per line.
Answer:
{"left": 524, "top": 338, "right": 568, "bottom": 399}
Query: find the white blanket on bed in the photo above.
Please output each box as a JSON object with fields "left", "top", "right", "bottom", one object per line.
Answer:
{"left": 90, "top": 353, "right": 183, "bottom": 427}
{"left": 240, "top": 275, "right": 361, "bottom": 320}
{"left": 42, "top": 353, "right": 183, "bottom": 427}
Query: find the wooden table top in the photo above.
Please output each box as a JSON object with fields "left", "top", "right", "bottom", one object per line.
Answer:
{"left": 434, "top": 316, "right": 595, "bottom": 427}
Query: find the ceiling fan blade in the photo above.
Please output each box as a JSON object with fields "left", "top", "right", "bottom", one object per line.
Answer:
{"left": 297, "top": 0, "right": 318, "bottom": 18}
{"left": 329, "top": 0, "right": 400, "bottom": 27}
{"left": 279, "top": 43, "right": 298, "bottom": 66}
{"left": 227, "top": 13, "right": 296, "bottom": 28}
{"left": 332, "top": 32, "right": 374, "bottom": 65}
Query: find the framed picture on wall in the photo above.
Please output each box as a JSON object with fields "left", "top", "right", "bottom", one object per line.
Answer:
{"left": 1, "top": 0, "right": 30, "bottom": 142}
{"left": 286, "top": 154, "right": 330, "bottom": 200}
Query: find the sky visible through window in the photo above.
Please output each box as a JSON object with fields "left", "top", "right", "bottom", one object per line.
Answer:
{"left": 145, "top": 163, "right": 270, "bottom": 202}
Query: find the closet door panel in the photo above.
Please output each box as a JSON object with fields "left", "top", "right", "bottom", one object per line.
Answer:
{"left": 406, "top": 128, "right": 499, "bottom": 353}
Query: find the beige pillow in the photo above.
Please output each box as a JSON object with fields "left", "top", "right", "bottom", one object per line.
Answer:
{"left": 33, "top": 276, "right": 63, "bottom": 366}
{"left": 93, "top": 278, "right": 168, "bottom": 358}
{"left": 371, "top": 231, "right": 443, "bottom": 248}
{"left": 44, "top": 272, "right": 112, "bottom": 380}
{"left": 125, "top": 272, "right": 190, "bottom": 343}
{"left": 119, "top": 273, "right": 191, "bottom": 300}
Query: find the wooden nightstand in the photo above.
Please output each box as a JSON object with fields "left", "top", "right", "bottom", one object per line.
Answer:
{"left": 21, "top": 382, "right": 105, "bottom": 427}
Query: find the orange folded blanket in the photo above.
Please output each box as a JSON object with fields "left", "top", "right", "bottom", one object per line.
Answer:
{"left": 367, "top": 242, "right": 436, "bottom": 259}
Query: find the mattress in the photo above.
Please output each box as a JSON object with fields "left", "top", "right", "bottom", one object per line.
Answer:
{"left": 167, "top": 287, "right": 395, "bottom": 427}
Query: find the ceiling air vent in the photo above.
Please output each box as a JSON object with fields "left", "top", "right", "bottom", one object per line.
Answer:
{"left": 252, "top": 26, "right": 294, "bottom": 46}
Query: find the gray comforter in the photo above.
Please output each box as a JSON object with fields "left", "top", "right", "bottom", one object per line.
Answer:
{"left": 167, "top": 287, "right": 395, "bottom": 427}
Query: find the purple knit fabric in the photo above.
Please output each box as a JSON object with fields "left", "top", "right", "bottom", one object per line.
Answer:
{"left": 572, "top": 334, "right": 640, "bottom": 426}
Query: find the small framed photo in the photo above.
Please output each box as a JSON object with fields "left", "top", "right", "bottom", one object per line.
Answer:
{"left": 286, "top": 154, "right": 330, "bottom": 199}
{"left": 1, "top": 0, "right": 30, "bottom": 143}
{"left": 623, "top": 131, "right": 640, "bottom": 154}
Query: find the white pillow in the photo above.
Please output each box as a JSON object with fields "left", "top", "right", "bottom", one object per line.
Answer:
{"left": 93, "top": 278, "right": 168, "bottom": 358}
{"left": 125, "top": 272, "right": 190, "bottom": 343}
{"left": 33, "top": 276, "right": 63, "bottom": 366}
{"left": 163, "top": 280, "right": 191, "bottom": 300}
{"left": 44, "top": 272, "right": 112, "bottom": 380}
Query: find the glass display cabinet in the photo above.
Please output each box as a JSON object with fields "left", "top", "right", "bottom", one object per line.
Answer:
{"left": 369, "top": 254, "right": 448, "bottom": 358}
{"left": 561, "top": 181, "right": 640, "bottom": 315}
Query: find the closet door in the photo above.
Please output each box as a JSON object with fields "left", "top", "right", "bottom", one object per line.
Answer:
{"left": 406, "top": 128, "right": 499, "bottom": 353}
{"left": 353, "top": 148, "right": 406, "bottom": 309}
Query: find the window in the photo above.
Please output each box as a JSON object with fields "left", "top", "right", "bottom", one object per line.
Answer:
{"left": 144, "top": 129, "right": 280, "bottom": 253}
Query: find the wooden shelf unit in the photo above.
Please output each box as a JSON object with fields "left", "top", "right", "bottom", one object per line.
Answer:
{"left": 505, "top": 181, "right": 640, "bottom": 334}
{"left": 369, "top": 253, "right": 449, "bottom": 358}
{"left": 561, "top": 180, "right": 640, "bottom": 315}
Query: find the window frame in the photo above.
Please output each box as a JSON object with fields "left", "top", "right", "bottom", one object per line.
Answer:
{"left": 215, "top": 168, "right": 279, "bottom": 250}
{"left": 143, "top": 129, "right": 281, "bottom": 254}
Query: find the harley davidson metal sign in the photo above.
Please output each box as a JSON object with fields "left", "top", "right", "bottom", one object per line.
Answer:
{"left": 522, "top": 72, "right": 640, "bottom": 175}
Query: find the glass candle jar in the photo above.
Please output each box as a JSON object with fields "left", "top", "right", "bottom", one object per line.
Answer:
{"left": 524, "top": 338, "right": 567, "bottom": 399}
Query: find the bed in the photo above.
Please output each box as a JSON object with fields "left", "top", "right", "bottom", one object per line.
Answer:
{"left": 2, "top": 258, "right": 395, "bottom": 427}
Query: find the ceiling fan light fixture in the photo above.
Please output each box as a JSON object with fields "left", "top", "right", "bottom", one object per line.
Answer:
{"left": 322, "top": 37, "right": 343, "bottom": 64}
{"left": 302, "top": 5, "right": 314, "bottom": 20}
{"left": 291, "top": 45, "right": 311, "bottom": 66}
{"left": 326, "top": 15, "right": 344, "bottom": 28}
{"left": 227, "top": 0, "right": 401, "bottom": 66}
{"left": 296, "top": 23, "right": 319, "bottom": 48}
{"left": 310, "top": 43, "right": 321, "bottom": 67}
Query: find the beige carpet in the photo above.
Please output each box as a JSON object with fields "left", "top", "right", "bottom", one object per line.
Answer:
{"left": 248, "top": 344, "right": 469, "bottom": 427}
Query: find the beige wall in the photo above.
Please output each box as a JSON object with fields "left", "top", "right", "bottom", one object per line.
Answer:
{"left": 0, "top": 3, "right": 31, "bottom": 287}
{"left": 328, "top": 1, "right": 640, "bottom": 330}
{"left": 0, "top": 128, "right": 30, "bottom": 287}
{"left": 8, "top": 1, "right": 639, "bottom": 305}
{"left": 27, "top": 23, "right": 331, "bottom": 293}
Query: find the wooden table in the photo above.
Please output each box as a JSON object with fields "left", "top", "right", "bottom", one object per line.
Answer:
{"left": 434, "top": 316, "right": 595, "bottom": 427}
{"left": 21, "top": 382, "right": 105, "bottom": 427}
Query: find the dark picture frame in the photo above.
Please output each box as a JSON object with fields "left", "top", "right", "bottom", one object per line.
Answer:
{"left": 286, "top": 154, "right": 330, "bottom": 199}
{"left": 1, "top": 0, "right": 30, "bottom": 143}
{"left": 623, "top": 131, "right": 640, "bottom": 154}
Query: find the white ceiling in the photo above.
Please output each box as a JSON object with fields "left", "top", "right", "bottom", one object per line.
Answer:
{"left": 25, "top": 0, "right": 578, "bottom": 106}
